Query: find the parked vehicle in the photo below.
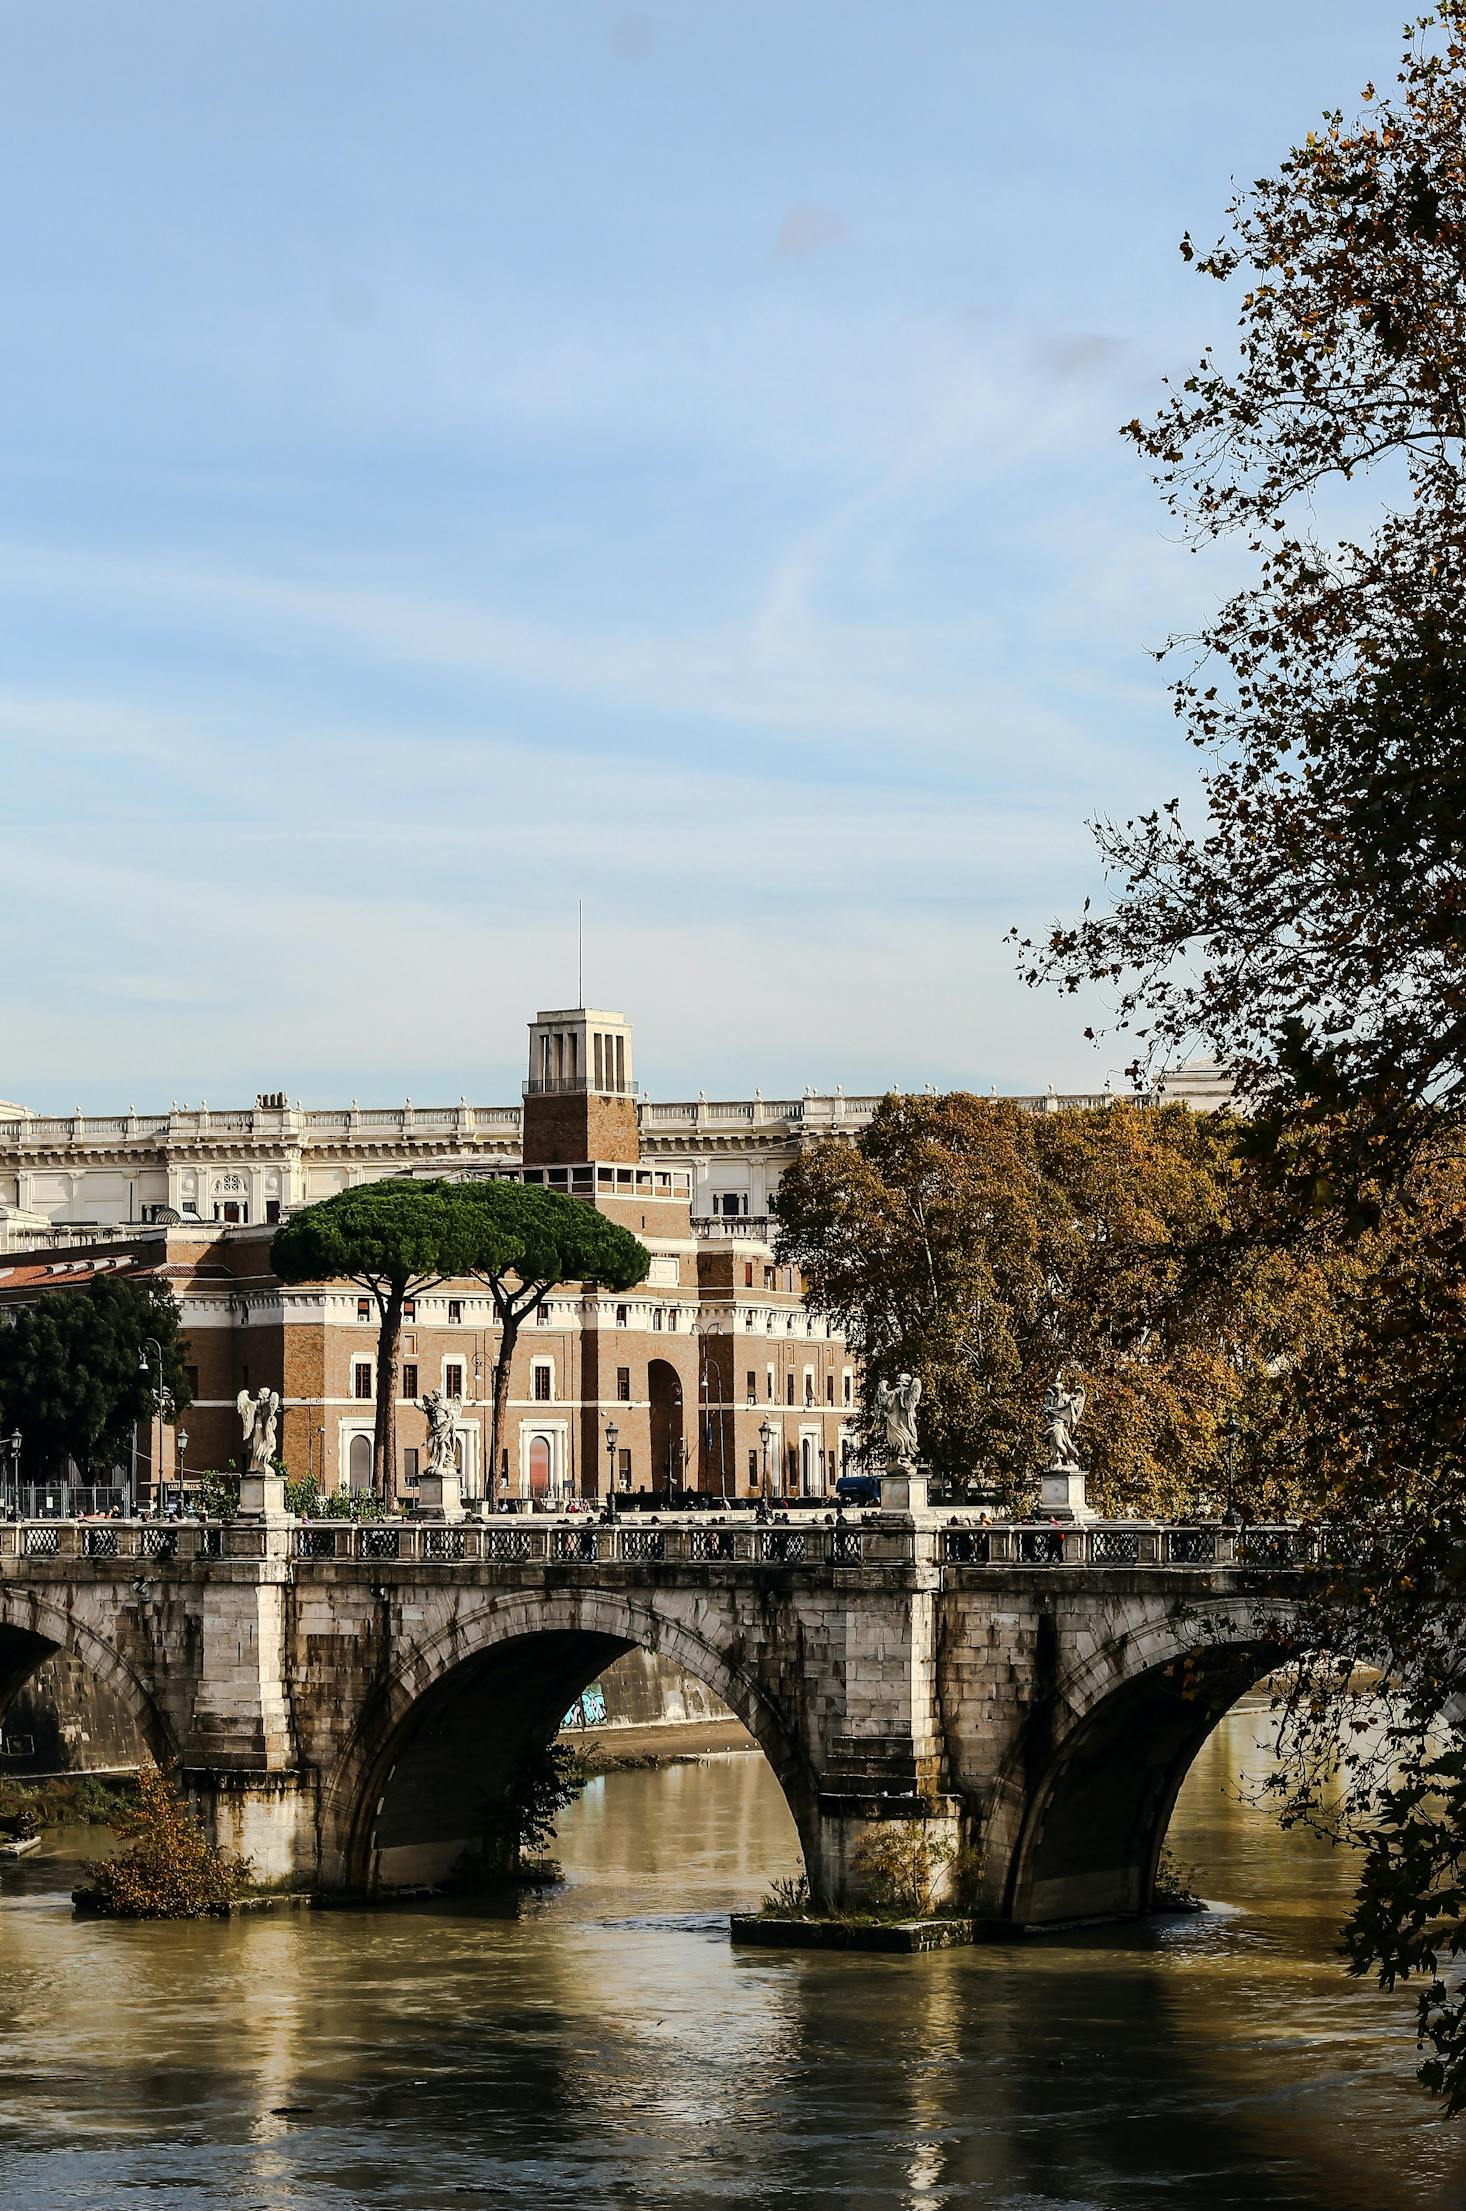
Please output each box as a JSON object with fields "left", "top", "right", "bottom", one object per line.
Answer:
{"left": 834, "top": 1473, "right": 882, "bottom": 1508}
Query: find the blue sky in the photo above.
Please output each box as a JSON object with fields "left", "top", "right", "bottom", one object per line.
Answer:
{"left": 0, "top": 0, "right": 1398, "bottom": 1109}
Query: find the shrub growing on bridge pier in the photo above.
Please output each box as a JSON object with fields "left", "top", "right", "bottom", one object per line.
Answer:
{"left": 88, "top": 1764, "right": 251, "bottom": 1920}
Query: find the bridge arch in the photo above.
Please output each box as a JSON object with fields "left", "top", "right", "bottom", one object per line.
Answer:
{"left": 319, "top": 1586, "right": 818, "bottom": 1894}
{"left": 996, "top": 1598, "right": 1295, "bottom": 1928}
{"left": 0, "top": 1584, "right": 177, "bottom": 1770}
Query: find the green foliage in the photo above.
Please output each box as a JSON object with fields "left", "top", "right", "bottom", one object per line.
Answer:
{"left": 456, "top": 1182, "right": 648, "bottom": 1506}
{"left": 0, "top": 1274, "right": 191, "bottom": 1482}
{"left": 283, "top": 1475, "right": 385, "bottom": 1521}
{"left": 761, "top": 1872, "right": 812, "bottom": 1916}
{"left": 850, "top": 1820, "right": 952, "bottom": 1919}
{"left": 459, "top": 1181, "right": 649, "bottom": 1307}
{"left": 0, "top": 1774, "right": 136, "bottom": 1833}
{"left": 90, "top": 1763, "right": 251, "bottom": 1919}
{"left": 270, "top": 1177, "right": 501, "bottom": 1299}
{"left": 272, "top": 1178, "right": 508, "bottom": 1503}
{"left": 196, "top": 1472, "right": 239, "bottom": 1521}
{"left": 454, "top": 1736, "right": 591, "bottom": 1887}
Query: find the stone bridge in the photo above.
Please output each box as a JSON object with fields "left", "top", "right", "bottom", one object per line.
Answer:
{"left": 0, "top": 1512, "right": 1314, "bottom": 1925}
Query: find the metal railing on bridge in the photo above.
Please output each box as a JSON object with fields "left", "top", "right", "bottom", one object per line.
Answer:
{"left": 0, "top": 1513, "right": 1331, "bottom": 1573}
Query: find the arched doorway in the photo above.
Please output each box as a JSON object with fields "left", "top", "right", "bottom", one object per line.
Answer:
{"left": 348, "top": 1433, "right": 373, "bottom": 1495}
{"left": 647, "top": 1360, "right": 683, "bottom": 1493}
{"left": 527, "top": 1437, "right": 552, "bottom": 1497}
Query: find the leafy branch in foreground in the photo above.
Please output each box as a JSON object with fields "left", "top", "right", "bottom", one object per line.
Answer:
{"left": 1022, "top": 2, "right": 1466, "bottom": 2110}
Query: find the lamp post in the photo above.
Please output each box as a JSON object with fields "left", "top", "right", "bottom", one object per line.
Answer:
{"left": 137, "top": 1339, "right": 172, "bottom": 1517}
{"left": 604, "top": 1418, "right": 618, "bottom": 1522}
{"left": 759, "top": 1417, "right": 774, "bottom": 1500}
{"left": 176, "top": 1427, "right": 189, "bottom": 1516}
{"left": 6, "top": 1430, "right": 19, "bottom": 1521}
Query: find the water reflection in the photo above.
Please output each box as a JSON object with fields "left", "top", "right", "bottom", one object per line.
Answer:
{"left": 0, "top": 1720, "right": 1459, "bottom": 2210}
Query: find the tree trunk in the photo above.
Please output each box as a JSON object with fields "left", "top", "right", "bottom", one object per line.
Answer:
{"left": 373, "top": 1284, "right": 405, "bottom": 1509}
{"left": 488, "top": 1311, "right": 520, "bottom": 1512}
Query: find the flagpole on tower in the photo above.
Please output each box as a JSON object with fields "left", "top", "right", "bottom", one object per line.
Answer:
{"left": 577, "top": 898, "right": 584, "bottom": 1007}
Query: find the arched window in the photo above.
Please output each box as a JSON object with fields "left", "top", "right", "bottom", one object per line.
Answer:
{"left": 348, "top": 1433, "right": 373, "bottom": 1494}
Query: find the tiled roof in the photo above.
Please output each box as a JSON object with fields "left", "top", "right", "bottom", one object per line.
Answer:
{"left": 0, "top": 1254, "right": 149, "bottom": 1295}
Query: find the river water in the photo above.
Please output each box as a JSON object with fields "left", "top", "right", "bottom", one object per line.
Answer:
{"left": 0, "top": 1708, "right": 1462, "bottom": 2211}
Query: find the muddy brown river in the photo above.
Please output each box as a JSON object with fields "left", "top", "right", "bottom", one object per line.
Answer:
{"left": 0, "top": 1706, "right": 1461, "bottom": 2210}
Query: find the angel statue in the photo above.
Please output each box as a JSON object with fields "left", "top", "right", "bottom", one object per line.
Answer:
{"left": 236, "top": 1387, "right": 281, "bottom": 1476}
{"left": 418, "top": 1387, "right": 458, "bottom": 1478}
{"left": 1043, "top": 1369, "right": 1086, "bottom": 1471}
{"left": 874, "top": 1371, "right": 922, "bottom": 1465}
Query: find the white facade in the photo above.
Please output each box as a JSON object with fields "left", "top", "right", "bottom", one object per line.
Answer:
{"left": 0, "top": 1042, "right": 1231, "bottom": 1248}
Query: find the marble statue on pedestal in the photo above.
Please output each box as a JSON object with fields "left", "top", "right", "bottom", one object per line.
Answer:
{"left": 1039, "top": 1368, "right": 1094, "bottom": 1524}
{"left": 874, "top": 1372, "right": 922, "bottom": 1466}
{"left": 1042, "top": 1370, "right": 1086, "bottom": 1470}
{"left": 418, "top": 1388, "right": 458, "bottom": 1477}
{"left": 236, "top": 1388, "right": 281, "bottom": 1476}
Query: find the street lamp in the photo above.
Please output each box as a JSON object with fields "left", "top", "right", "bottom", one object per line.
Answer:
{"left": 6, "top": 1430, "right": 19, "bottom": 1521}
{"left": 176, "top": 1427, "right": 189, "bottom": 1513}
{"left": 759, "top": 1417, "right": 774, "bottom": 1499}
{"left": 604, "top": 1418, "right": 619, "bottom": 1521}
{"left": 137, "top": 1338, "right": 173, "bottom": 1517}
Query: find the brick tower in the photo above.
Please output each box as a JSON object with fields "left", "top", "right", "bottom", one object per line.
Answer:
{"left": 520, "top": 1007, "right": 639, "bottom": 1167}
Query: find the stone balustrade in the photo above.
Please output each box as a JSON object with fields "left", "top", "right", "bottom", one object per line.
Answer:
{"left": 0, "top": 1514, "right": 1326, "bottom": 1573}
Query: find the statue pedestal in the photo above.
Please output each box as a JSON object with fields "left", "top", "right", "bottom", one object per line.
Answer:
{"left": 238, "top": 1472, "right": 288, "bottom": 1520}
{"left": 417, "top": 1470, "right": 464, "bottom": 1523}
{"left": 1038, "top": 1462, "right": 1096, "bottom": 1524}
{"left": 875, "top": 1464, "right": 932, "bottom": 1518}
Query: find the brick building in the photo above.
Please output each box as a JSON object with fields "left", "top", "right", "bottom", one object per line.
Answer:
{"left": 0, "top": 1006, "right": 857, "bottom": 1508}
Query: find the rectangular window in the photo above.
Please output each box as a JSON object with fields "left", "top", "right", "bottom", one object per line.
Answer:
{"left": 537, "top": 1304, "right": 552, "bottom": 1325}
{"left": 766, "top": 1365, "right": 774, "bottom": 1401}
{"left": 402, "top": 1447, "right": 419, "bottom": 1485}
{"left": 748, "top": 1448, "right": 758, "bottom": 1486}
{"left": 533, "top": 1365, "right": 552, "bottom": 1402}
{"left": 617, "top": 1367, "right": 631, "bottom": 1402}
{"left": 447, "top": 1299, "right": 463, "bottom": 1325}
{"left": 357, "top": 1297, "right": 371, "bottom": 1322}
{"left": 353, "top": 1361, "right": 372, "bottom": 1400}
{"left": 744, "top": 1262, "right": 754, "bottom": 1287}
{"left": 826, "top": 1373, "right": 835, "bottom": 1405}
{"left": 444, "top": 1362, "right": 464, "bottom": 1399}
{"left": 763, "top": 1266, "right": 775, "bottom": 1290}
{"left": 618, "top": 1446, "right": 632, "bottom": 1481}
{"left": 403, "top": 1299, "right": 416, "bottom": 1322}
{"left": 184, "top": 1364, "right": 199, "bottom": 1402}
{"left": 652, "top": 1308, "right": 663, "bottom": 1331}
{"left": 265, "top": 1199, "right": 281, "bottom": 1225}
{"left": 786, "top": 1374, "right": 795, "bottom": 1406}
{"left": 401, "top": 1362, "right": 418, "bottom": 1399}
{"left": 843, "top": 1372, "right": 853, "bottom": 1407}
{"left": 746, "top": 1370, "right": 756, "bottom": 1402}
{"left": 616, "top": 1303, "right": 629, "bottom": 1328}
